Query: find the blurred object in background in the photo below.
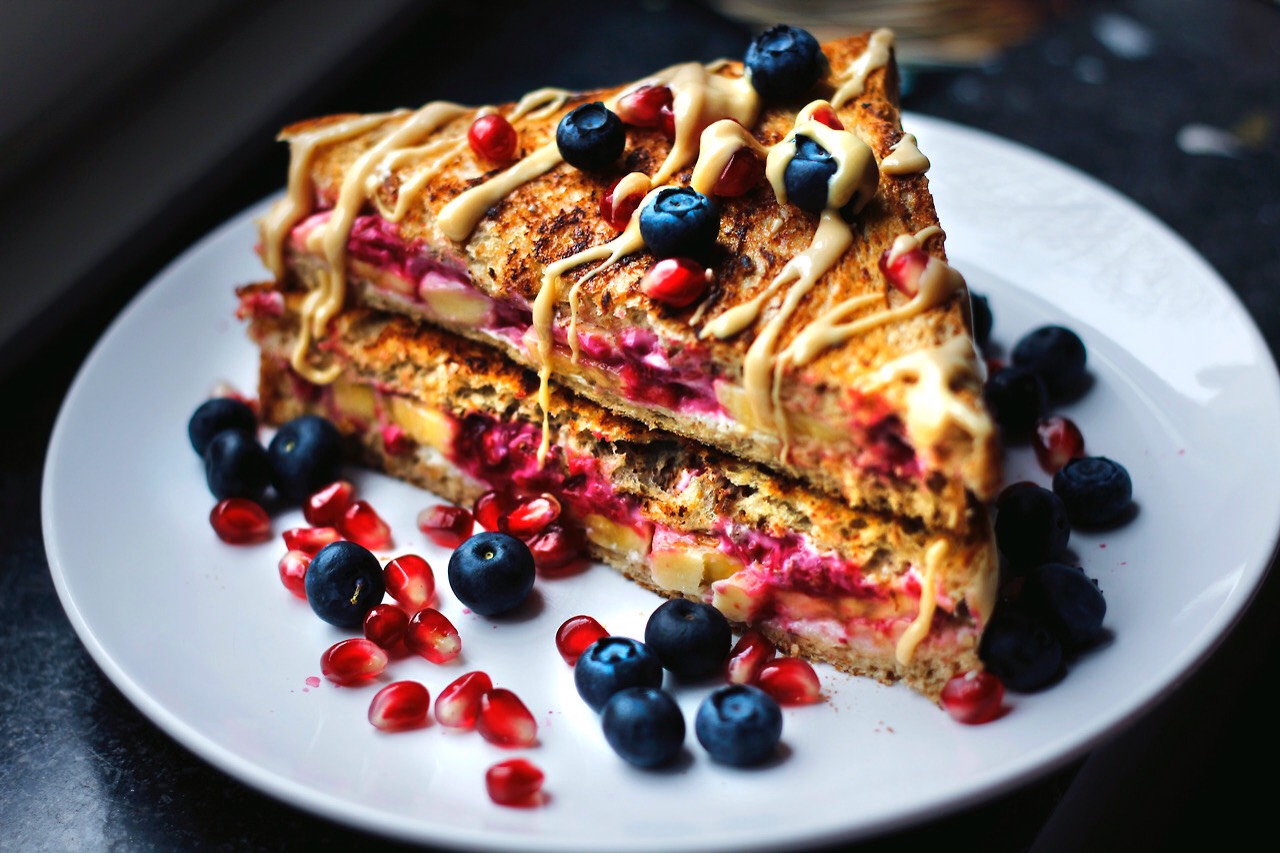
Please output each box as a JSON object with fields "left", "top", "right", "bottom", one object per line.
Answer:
{"left": 711, "top": 0, "right": 1065, "bottom": 66}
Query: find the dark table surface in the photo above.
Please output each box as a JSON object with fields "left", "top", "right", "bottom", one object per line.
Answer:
{"left": 3, "top": 0, "right": 1279, "bottom": 849}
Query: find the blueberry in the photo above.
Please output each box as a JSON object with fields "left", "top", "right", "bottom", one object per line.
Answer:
{"left": 969, "top": 292, "right": 993, "bottom": 349}
{"left": 744, "top": 25, "right": 825, "bottom": 103}
{"left": 1012, "top": 325, "right": 1087, "bottom": 398}
{"left": 984, "top": 365, "right": 1048, "bottom": 440}
{"left": 204, "top": 429, "right": 271, "bottom": 501}
{"left": 638, "top": 187, "right": 720, "bottom": 260}
{"left": 267, "top": 415, "right": 344, "bottom": 503}
{"left": 979, "top": 609, "right": 1063, "bottom": 692}
{"left": 1053, "top": 456, "right": 1133, "bottom": 527}
{"left": 189, "top": 397, "right": 257, "bottom": 456}
{"left": 601, "top": 686, "right": 685, "bottom": 768}
{"left": 644, "top": 598, "right": 731, "bottom": 679}
{"left": 994, "top": 482, "right": 1070, "bottom": 570}
{"left": 574, "top": 636, "right": 664, "bottom": 713}
{"left": 556, "top": 102, "right": 625, "bottom": 171}
{"left": 447, "top": 531, "right": 536, "bottom": 617}
{"left": 1020, "top": 562, "right": 1106, "bottom": 650}
{"left": 782, "top": 136, "right": 836, "bottom": 214}
{"left": 304, "top": 540, "right": 386, "bottom": 629}
{"left": 694, "top": 684, "right": 782, "bottom": 767}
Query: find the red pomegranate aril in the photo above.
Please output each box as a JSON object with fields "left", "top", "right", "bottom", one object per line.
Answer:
{"left": 941, "top": 670, "right": 1005, "bottom": 725}
{"left": 384, "top": 553, "right": 436, "bottom": 611}
{"left": 282, "top": 525, "right": 341, "bottom": 556}
{"left": 615, "top": 84, "right": 673, "bottom": 127}
{"left": 757, "top": 657, "right": 822, "bottom": 705}
{"left": 210, "top": 498, "right": 271, "bottom": 544}
{"left": 468, "top": 113, "right": 519, "bottom": 163}
{"left": 600, "top": 180, "right": 644, "bottom": 231}
{"left": 304, "top": 480, "right": 355, "bottom": 527}
{"left": 473, "top": 490, "right": 511, "bottom": 532}
{"left": 1033, "top": 416, "right": 1086, "bottom": 474}
{"left": 340, "top": 500, "right": 393, "bottom": 550}
{"left": 725, "top": 629, "right": 776, "bottom": 685}
{"left": 713, "top": 148, "right": 764, "bottom": 197}
{"left": 502, "top": 493, "right": 562, "bottom": 537}
{"left": 435, "top": 671, "right": 494, "bottom": 728}
{"left": 406, "top": 608, "right": 462, "bottom": 664}
{"left": 658, "top": 104, "right": 676, "bottom": 139}
{"left": 363, "top": 603, "right": 410, "bottom": 649}
{"left": 320, "top": 638, "right": 388, "bottom": 685}
{"left": 810, "top": 104, "right": 844, "bottom": 130}
{"left": 641, "top": 258, "right": 711, "bottom": 308}
{"left": 381, "top": 423, "right": 413, "bottom": 456}
{"left": 526, "top": 523, "right": 586, "bottom": 574}
{"left": 368, "top": 681, "right": 432, "bottom": 732}
{"left": 278, "top": 550, "right": 311, "bottom": 598}
{"left": 417, "top": 504, "right": 474, "bottom": 548}
{"left": 486, "top": 758, "right": 545, "bottom": 807}
{"left": 477, "top": 688, "right": 538, "bottom": 747}
{"left": 879, "top": 246, "right": 930, "bottom": 297}
{"left": 555, "top": 615, "right": 608, "bottom": 665}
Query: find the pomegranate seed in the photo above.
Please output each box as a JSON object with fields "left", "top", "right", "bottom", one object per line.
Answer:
{"left": 363, "top": 603, "right": 409, "bottom": 649}
{"left": 555, "top": 615, "right": 608, "bottom": 665}
{"left": 320, "top": 638, "right": 388, "bottom": 685}
{"left": 468, "top": 113, "right": 518, "bottom": 163}
{"left": 480, "top": 429, "right": 510, "bottom": 469}
{"left": 725, "top": 629, "right": 776, "bottom": 685}
{"left": 384, "top": 554, "right": 436, "bottom": 611}
{"left": 641, "top": 258, "right": 711, "bottom": 308}
{"left": 810, "top": 104, "right": 844, "bottom": 130}
{"left": 879, "top": 246, "right": 930, "bottom": 297}
{"left": 473, "top": 490, "right": 511, "bottom": 532}
{"left": 600, "top": 180, "right": 644, "bottom": 231}
{"left": 435, "top": 671, "right": 494, "bottom": 728}
{"left": 658, "top": 105, "right": 676, "bottom": 139}
{"left": 210, "top": 498, "right": 270, "bottom": 544}
{"left": 368, "top": 681, "right": 432, "bottom": 732}
{"left": 713, "top": 148, "right": 764, "bottom": 197}
{"left": 304, "top": 480, "right": 354, "bottom": 527}
{"left": 340, "top": 500, "right": 393, "bottom": 550}
{"left": 477, "top": 688, "right": 538, "bottom": 747}
{"left": 381, "top": 423, "right": 413, "bottom": 456}
{"left": 502, "top": 493, "right": 561, "bottom": 537}
{"left": 282, "top": 526, "right": 341, "bottom": 555}
{"left": 615, "top": 84, "right": 673, "bottom": 127}
{"left": 406, "top": 608, "right": 462, "bottom": 663}
{"left": 277, "top": 550, "right": 311, "bottom": 598}
{"left": 757, "top": 657, "right": 822, "bottom": 705}
{"left": 1033, "top": 416, "right": 1086, "bottom": 474}
{"left": 416, "top": 504, "right": 474, "bottom": 548}
{"left": 486, "top": 758, "right": 545, "bottom": 807}
{"left": 525, "top": 523, "right": 587, "bottom": 574}
{"left": 941, "top": 670, "right": 1005, "bottom": 724}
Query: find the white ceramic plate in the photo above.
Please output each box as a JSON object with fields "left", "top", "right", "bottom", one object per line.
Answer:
{"left": 44, "top": 114, "right": 1280, "bottom": 851}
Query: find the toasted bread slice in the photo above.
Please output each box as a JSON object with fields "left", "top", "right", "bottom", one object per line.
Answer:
{"left": 257, "top": 30, "right": 999, "bottom": 534}
{"left": 243, "top": 285, "right": 997, "bottom": 701}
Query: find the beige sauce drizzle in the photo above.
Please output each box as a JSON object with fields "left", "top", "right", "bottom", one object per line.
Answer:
{"left": 437, "top": 141, "right": 565, "bottom": 241}
{"left": 830, "top": 28, "right": 894, "bottom": 109}
{"left": 645, "top": 62, "right": 760, "bottom": 185}
{"left": 509, "top": 87, "right": 573, "bottom": 121}
{"left": 881, "top": 132, "right": 930, "bottom": 176}
{"left": 866, "top": 336, "right": 991, "bottom": 452}
{"left": 896, "top": 538, "right": 946, "bottom": 665}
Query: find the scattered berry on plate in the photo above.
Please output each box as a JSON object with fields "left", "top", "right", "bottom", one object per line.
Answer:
{"left": 363, "top": 602, "right": 409, "bottom": 649}
{"left": 1053, "top": 456, "right": 1133, "bottom": 527}
{"left": 477, "top": 688, "right": 538, "bottom": 747}
{"left": 384, "top": 553, "right": 436, "bottom": 612}
{"left": 638, "top": 187, "right": 720, "bottom": 260}
{"left": 644, "top": 598, "right": 732, "bottom": 679}
{"left": 640, "top": 258, "right": 711, "bottom": 308}
{"left": 448, "top": 531, "right": 536, "bottom": 616}
{"left": 209, "top": 497, "right": 271, "bottom": 544}
{"left": 368, "top": 681, "right": 431, "bottom": 732}
{"left": 556, "top": 102, "right": 625, "bottom": 170}
{"left": 940, "top": 671, "right": 1005, "bottom": 725}
{"left": 320, "top": 638, "right": 388, "bottom": 686}
{"left": 978, "top": 609, "right": 1063, "bottom": 693}
{"left": 744, "top": 24, "right": 824, "bottom": 102}
{"left": 601, "top": 686, "right": 686, "bottom": 769}
{"left": 694, "top": 684, "right": 783, "bottom": 767}
{"left": 282, "top": 525, "right": 340, "bottom": 556}
{"left": 304, "top": 540, "right": 386, "bottom": 628}
{"left": 1012, "top": 324, "right": 1088, "bottom": 398}
{"left": 524, "top": 523, "right": 587, "bottom": 575}
{"left": 995, "top": 482, "right": 1070, "bottom": 571}
{"left": 304, "top": 480, "right": 355, "bottom": 527}
{"left": 725, "top": 629, "right": 776, "bottom": 685}
{"left": 756, "top": 658, "right": 822, "bottom": 705}
{"left": 1020, "top": 562, "right": 1106, "bottom": 650}
{"left": 501, "top": 493, "right": 561, "bottom": 538}
{"left": 574, "top": 636, "right": 664, "bottom": 712}
{"left": 485, "top": 758, "right": 545, "bottom": 807}
{"left": 204, "top": 429, "right": 271, "bottom": 502}
{"left": 417, "top": 504, "right": 474, "bottom": 549}
{"left": 435, "top": 671, "right": 493, "bottom": 728}
{"left": 339, "top": 499, "right": 393, "bottom": 550}
{"left": 267, "top": 415, "right": 344, "bottom": 503}
{"left": 468, "top": 113, "right": 518, "bottom": 164}
{"left": 1033, "top": 415, "right": 1085, "bottom": 474}
{"left": 969, "top": 292, "right": 993, "bottom": 349}
{"left": 984, "top": 365, "right": 1048, "bottom": 440}
{"left": 555, "top": 615, "right": 608, "bottom": 665}
{"left": 405, "top": 608, "right": 462, "bottom": 664}
{"left": 782, "top": 136, "right": 837, "bottom": 214}
{"left": 188, "top": 396, "right": 257, "bottom": 456}
{"left": 277, "top": 549, "right": 310, "bottom": 597}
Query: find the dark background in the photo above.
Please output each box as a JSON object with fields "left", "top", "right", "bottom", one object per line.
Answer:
{"left": 2, "top": 0, "right": 1278, "bottom": 849}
